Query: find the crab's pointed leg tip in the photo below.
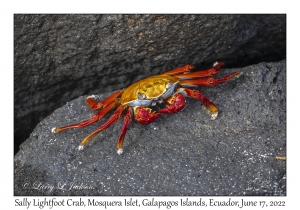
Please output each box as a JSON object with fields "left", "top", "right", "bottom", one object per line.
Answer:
{"left": 87, "top": 95, "right": 96, "bottom": 99}
{"left": 51, "top": 127, "right": 58, "bottom": 133}
{"left": 211, "top": 112, "right": 218, "bottom": 120}
{"left": 236, "top": 71, "right": 243, "bottom": 78}
{"left": 78, "top": 145, "right": 84, "bottom": 151}
{"left": 213, "top": 61, "right": 219, "bottom": 67}
{"left": 117, "top": 148, "right": 123, "bottom": 155}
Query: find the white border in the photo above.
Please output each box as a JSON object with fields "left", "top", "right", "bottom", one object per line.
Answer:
{"left": 3, "top": 0, "right": 297, "bottom": 209}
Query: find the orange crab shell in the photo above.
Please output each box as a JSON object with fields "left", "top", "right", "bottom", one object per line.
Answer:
{"left": 120, "top": 75, "right": 180, "bottom": 107}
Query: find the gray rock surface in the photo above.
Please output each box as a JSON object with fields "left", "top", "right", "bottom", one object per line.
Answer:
{"left": 14, "top": 60, "right": 286, "bottom": 196}
{"left": 14, "top": 14, "right": 286, "bottom": 154}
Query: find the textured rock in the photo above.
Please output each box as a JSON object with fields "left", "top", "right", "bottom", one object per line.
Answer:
{"left": 14, "top": 60, "right": 286, "bottom": 196}
{"left": 14, "top": 14, "right": 286, "bottom": 154}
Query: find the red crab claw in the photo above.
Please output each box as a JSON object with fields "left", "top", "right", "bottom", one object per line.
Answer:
{"left": 159, "top": 92, "right": 186, "bottom": 114}
{"left": 134, "top": 107, "right": 160, "bottom": 124}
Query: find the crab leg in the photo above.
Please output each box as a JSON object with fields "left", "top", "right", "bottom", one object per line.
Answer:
{"left": 52, "top": 100, "right": 117, "bottom": 133}
{"left": 78, "top": 106, "right": 125, "bottom": 150}
{"left": 179, "top": 88, "right": 219, "bottom": 120}
{"left": 175, "top": 62, "right": 224, "bottom": 79}
{"left": 116, "top": 108, "right": 133, "bottom": 155}
{"left": 161, "top": 64, "right": 195, "bottom": 76}
{"left": 86, "top": 90, "right": 123, "bottom": 110}
{"left": 179, "top": 71, "right": 241, "bottom": 87}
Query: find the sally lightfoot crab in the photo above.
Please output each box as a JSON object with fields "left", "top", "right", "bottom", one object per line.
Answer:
{"left": 52, "top": 62, "right": 241, "bottom": 155}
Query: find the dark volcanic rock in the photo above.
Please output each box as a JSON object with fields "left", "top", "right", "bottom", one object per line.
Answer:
{"left": 14, "top": 60, "right": 286, "bottom": 196}
{"left": 14, "top": 14, "right": 286, "bottom": 154}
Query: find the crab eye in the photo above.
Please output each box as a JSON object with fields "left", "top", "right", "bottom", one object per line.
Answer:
{"left": 167, "top": 81, "right": 172, "bottom": 89}
{"left": 138, "top": 93, "right": 146, "bottom": 99}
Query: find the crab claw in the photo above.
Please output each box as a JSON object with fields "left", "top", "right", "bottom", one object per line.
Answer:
{"left": 134, "top": 107, "right": 160, "bottom": 124}
{"left": 159, "top": 93, "right": 186, "bottom": 114}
